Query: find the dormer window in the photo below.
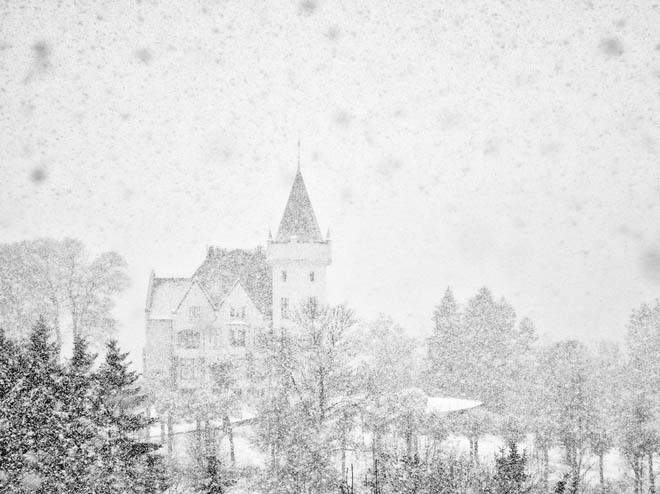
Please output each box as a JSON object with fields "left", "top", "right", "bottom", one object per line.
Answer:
{"left": 282, "top": 270, "right": 287, "bottom": 282}
{"left": 230, "top": 306, "right": 246, "bottom": 319}
{"left": 309, "top": 271, "right": 315, "bottom": 282}
{"left": 189, "top": 306, "right": 201, "bottom": 322}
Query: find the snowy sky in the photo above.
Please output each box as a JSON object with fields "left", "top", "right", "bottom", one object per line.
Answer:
{"left": 1, "top": 0, "right": 660, "bottom": 366}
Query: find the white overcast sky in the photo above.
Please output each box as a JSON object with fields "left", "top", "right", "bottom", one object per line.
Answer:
{"left": 1, "top": 0, "right": 660, "bottom": 366}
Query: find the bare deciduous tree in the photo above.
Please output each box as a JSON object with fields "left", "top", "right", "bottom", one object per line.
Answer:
{"left": 0, "top": 238, "right": 129, "bottom": 346}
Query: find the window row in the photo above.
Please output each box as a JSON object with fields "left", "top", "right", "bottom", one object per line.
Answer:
{"left": 178, "top": 357, "right": 204, "bottom": 380}
{"left": 281, "top": 271, "right": 316, "bottom": 282}
{"left": 188, "top": 305, "right": 248, "bottom": 322}
{"left": 177, "top": 328, "right": 248, "bottom": 348}
{"left": 279, "top": 296, "right": 318, "bottom": 319}
{"left": 230, "top": 306, "right": 246, "bottom": 319}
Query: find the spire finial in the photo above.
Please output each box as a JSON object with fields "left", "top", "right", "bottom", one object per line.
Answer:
{"left": 297, "top": 139, "right": 301, "bottom": 172}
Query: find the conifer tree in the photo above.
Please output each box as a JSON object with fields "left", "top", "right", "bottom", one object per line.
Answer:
{"left": 624, "top": 300, "right": 660, "bottom": 494}
{"left": 197, "top": 452, "right": 234, "bottom": 493}
{"left": 95, "top": 339, "right": 166, "bottom": 493}
{"left": 492, "top": 442, "right": 530, "bottom": 494}
{"left": 428, "top": 288, "right": 462, "bottom": 380}
{"left": 0, "top": 317, "right": 68, "bottom": 492}
{"left": 61, "top": 335, "right": 100, "bottom": 493}
{"left": 0, "top": 327, "right": 23, "bottom": 491}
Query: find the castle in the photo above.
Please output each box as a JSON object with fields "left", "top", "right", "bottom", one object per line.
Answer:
{"left": 143, "top": 167, "right": 331, "bottom": 388}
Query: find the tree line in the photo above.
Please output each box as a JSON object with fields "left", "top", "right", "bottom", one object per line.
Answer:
{"left": 428, "top": 287, "right": 660, "bottom": 494}
{"left": 239, "top": 288, "right": 660, "bottom": 494}
{"left": 2, "top": 238, "right": 660, "bottom": 493}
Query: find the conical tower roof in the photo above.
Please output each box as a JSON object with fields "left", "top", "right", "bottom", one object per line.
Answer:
{"left": 275, "top": 168, "right": 323, "bottom": 242}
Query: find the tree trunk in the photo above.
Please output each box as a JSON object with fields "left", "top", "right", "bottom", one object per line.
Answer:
{"left": 599, "top": 452, "right": 605, "bottom": 494}
{"left": 542, "top": 447, "right": 549, "bottom": 489}
{"left": 473, "top": 437, "right": 479, "bottom": 466}
{"left": 650, "top": 453, "right": 655, "bottom": 494}
{"left": 167, "top": 413, "right": 173, "bottom": 457}
{"left": 318, "top": 368, "right": 326, "bottom": 425}
{"left": 565, "top": 442, "right": 579, "bottom": 494}
{"left": 341, "top": 417, "right": 347, "bottom": 474}
{"left": 195, "top": 418, "right": 202, "bottom": 451}
{"left": 204, "top": 420, "right": 211, "bottom": 452}
{"left": 223, "top": 415, "right": 235, "bottom": 466}
{"left": 372, "top": 430, "right": 379, "bottom": 475}
{"left": 468, "top": 438, "right": 474, "bottom": 465}
{"left": 634, "top": 454, "right": 643, "bottom": 494}
{"left": 405, "top": 414, "right": 414, "bottom": 457}
{"left": 144, "top": 406, "right": 151, "bottom": 441}
{"left": 160, "top": 419, "right": 166, "bottom": 446}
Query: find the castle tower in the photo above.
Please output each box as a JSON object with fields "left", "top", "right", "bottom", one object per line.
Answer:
{"left": 267, "top": 167, "right": 331, "bottom": 329}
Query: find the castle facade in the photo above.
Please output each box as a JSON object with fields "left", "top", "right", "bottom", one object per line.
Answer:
{"left": 143, "top": 168, "right": 331, "bottom": 389}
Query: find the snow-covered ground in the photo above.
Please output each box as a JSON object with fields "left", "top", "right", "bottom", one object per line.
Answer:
{"left": 148, "top": 418, "right": 631, "bottom": 490}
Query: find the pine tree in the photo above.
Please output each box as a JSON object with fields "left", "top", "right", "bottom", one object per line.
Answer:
{"left": 428, "top": 287, "right": 461, "bottom": 376}
{"left": 95, "top": 339, "right": 167, "bottom": 493}
{"left": 0, "top": 327, "right": 23, "bottom": 491}
{"left": 0, "top": 317, "right": 69, "bottom": 492}
{"left": 492, "top": 442, "right": 530, "bottom": 494}
{"left": 197, "top": 453, "right": 235, "bottom": 493}
{"left": 61, "top": 335, "right": 100, "bottom": 493}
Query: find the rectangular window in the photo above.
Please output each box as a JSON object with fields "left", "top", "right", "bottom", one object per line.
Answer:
{"left": 230, "top": 307, "right": 235, "bottom": 318}
{"left": 178, "top": 330, "right": 200, "bottom": 349}
{"left": 189, "top": 306, "right": 201, "bottom": 321}
{"left": 230, "top": 327, "right": 246, "bottom": 347}
{"left": 281, "top": 297, "right": 289, "bottom": 319}
{"left": 178, "top": 358, "right": 203, "bottom": 380}
{"left": 240, "top": 306, "right": 246, "bottom": 319}
{"left": 282, "top": 270, "right": 287, "bottom": 282}
{"left": 179, "top": 358, "right": 192, "bottom": 380}
{"left": 209, "top": 329, "right": 219, "bottom": 348}
{"left": 308, "top": 296, "right": 318, "bottom": 316}
{"left": 309, "top": 271, "right": 315, "bottom": 282}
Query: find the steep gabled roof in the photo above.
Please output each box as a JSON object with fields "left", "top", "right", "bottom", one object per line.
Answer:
{"left": 193, "top": 247, "right": 271, "bottom": 316}
{"left": 146, "top": 277, "right": 191, "bottom": 319}
{"left": 275, "top": 168, "right": 323, "bottom": 243}
{"left": 173, "top": 279, "right": 216, "bottom": 314}
{"left": 216, "top": 277, "right": 262, "bottom": 315}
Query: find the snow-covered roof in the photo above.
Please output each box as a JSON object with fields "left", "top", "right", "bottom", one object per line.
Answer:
{"left": 400, "top": 388, "right": 482, "bottom": 416}
{"left": 146, "top": 277, "right": 191, "bottom": 319}
{"left": 193, "top": 247, "right": 271, "bottom": 315}
{"left": 425, "top": 396, "right": 482, "bottom": 416}
{"left": 173, "top": 279, "right": 216, "bottom": 314}
{"left": 275, "top": 168, "right": 323, "bottom": 243}
{"left": 215, "top": 277, "right": 261, "bottom": 315}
